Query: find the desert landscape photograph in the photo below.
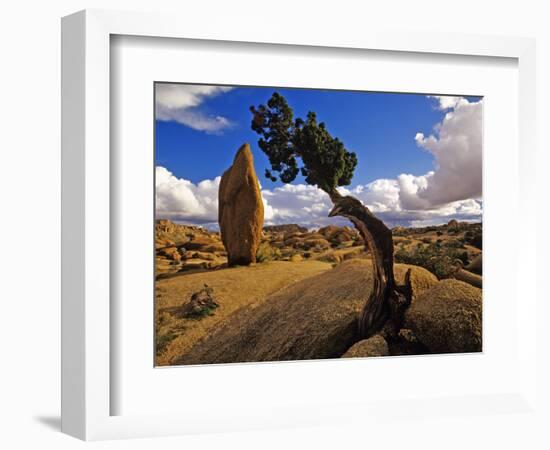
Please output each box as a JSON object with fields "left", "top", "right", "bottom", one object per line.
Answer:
{"left": 154, "top": 83, "right": 483, "bottom": 366}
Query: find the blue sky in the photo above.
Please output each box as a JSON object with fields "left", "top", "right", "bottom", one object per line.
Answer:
{"left": 155, "top": 84, "right": 483, "bottom": 229}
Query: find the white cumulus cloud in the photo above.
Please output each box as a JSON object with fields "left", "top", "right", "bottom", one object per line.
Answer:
{"left": 156, "top": 166, "right": 278, "bottom": 227}
{"left": 155, "top": 166, "right": 220, "bottom": 223}
{"left": 155, "top": 95, "right": 483, "bottom": 229}
{"left": 400, "top": 97, "right": 482, "bottom": 209}
{"left": 156, "top": 167, "right": 482, "bottom": 229}
{"left": 427, "top": 95, "right": 464, "bottom": 110}
{"left": 155, "top": 84, "right": 234, "bottom": 134}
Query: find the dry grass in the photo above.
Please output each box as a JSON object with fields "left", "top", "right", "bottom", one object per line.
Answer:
{"left": 155, "top": 259, "right": 332, "bottom": 365}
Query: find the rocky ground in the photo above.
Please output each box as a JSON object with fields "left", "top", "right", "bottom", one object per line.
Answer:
{"left": 155, "top": 220, "right": 227, "bottom": 277}
{"left": 156, "top": 219, "right": 482, "bottom": 278}
{"left": 155, "top": 219, "right": 367, "bottom": 278}
{"left": 155, "top": 219, "right": 483, "bottom": 366}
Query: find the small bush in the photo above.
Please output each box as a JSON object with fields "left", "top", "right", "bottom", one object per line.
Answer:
{"left": 444, "top": 239, "right": 465, "bottom": 249}
{"left": 183, "top": 284, "right": 219, "bottom": 319}
{"left": 256, "top": 242, "right": 282, "bottom": 262}
{"left": 186, "top": 304, "right": 218, "bottom": 319}
{"left": 395, "top": 242, "right": 465, "bottom": 279}
{"left": 465, "top": 229, "right": 482, "bottom": 249}
{"left": 156, "top": 332, "right": 176, "bottom": 354}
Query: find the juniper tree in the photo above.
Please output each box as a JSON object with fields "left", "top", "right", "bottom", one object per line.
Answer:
{"left": 250, "top": 92, "right": 412, "bottom": 339}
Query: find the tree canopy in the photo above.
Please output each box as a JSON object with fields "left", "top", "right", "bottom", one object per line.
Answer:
{"left": 250, "top": 92, "right": 358, "bottom": 194}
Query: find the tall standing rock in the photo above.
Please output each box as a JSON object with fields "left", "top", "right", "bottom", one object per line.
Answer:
{"left": 218, "top": 143, "right": 264, "bottom": 266}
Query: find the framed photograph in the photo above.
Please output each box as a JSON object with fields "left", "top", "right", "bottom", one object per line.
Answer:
{"left": 153, "top": 83, "right": 484, "bottom": 368}
{"left": 62, "top": 9, "right": 537, "bottom": 440}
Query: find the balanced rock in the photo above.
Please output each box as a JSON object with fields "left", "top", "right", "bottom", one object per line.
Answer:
{"left": 404, "top": 279, "right": 482, "bottom": 354}
{"left": 218, "top": 144, "right": 264, "bottom": 266}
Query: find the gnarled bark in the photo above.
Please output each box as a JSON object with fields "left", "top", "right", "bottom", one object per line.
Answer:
{"left": 328, "top": 190, "right": 412, "bottom": 339}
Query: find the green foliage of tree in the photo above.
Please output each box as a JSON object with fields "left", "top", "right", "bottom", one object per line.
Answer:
{"left": 250, "top": 92, "right": 358, "bottom": 194}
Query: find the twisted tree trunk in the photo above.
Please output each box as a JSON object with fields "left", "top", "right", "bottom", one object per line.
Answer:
{"left": 328, "top": 190, "right": 412, "bottom": 339}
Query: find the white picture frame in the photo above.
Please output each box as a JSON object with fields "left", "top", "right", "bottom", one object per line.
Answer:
{"left": 61, "top": 9, "right": 538, "bottom": 441}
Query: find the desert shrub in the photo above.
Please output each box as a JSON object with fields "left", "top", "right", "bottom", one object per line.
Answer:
{"left": 436, "top": 231, "right": 443, "bottom": 236}
{"left": 395, "top": 243, "right": 466, "bottom": 279}
{"left": 464, "top": 229, "right": 482, "bottom": 249}
{"left": 183, "top": 285, "right": 220, "bottom": 319}
{"left": 156, "top": 332, "right": 176, "bottom": 354}
{"left": 256, "top": 242, "right": 282, "bottom": 262}
{"left": 421, "top": 237, "right": 432, "bottom": 244}
{"left": 186, "top": 304, "right": 218, "bottom": 319}
{"left": 444, "top": 239, "right": 465, "bottom": 249}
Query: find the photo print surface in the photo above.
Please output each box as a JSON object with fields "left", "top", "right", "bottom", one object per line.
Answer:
{"left": 154, "top": 83, "right": 483, "bottom": 366}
